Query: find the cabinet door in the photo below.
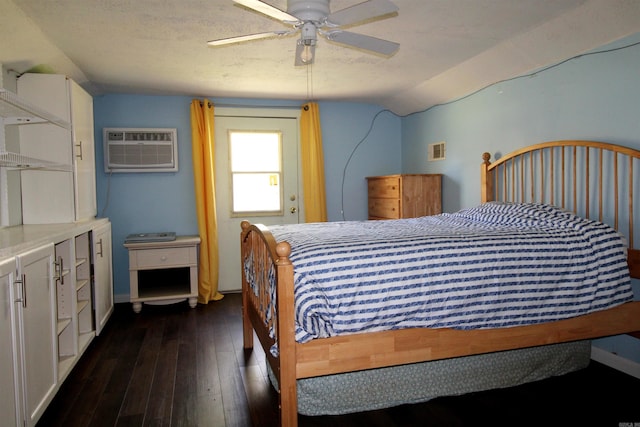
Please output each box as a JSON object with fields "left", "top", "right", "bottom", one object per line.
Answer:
{"left": 16, "top": 244, "right": 57, "bottom": 427}
{"left": 70, "top": 80, "right": 97, "bottom": 220}
{"left": 92, "top": 222, "right": 113, "bottom": 335}
{"left": 0, "top": 257, "right": 21, "bottom": 427}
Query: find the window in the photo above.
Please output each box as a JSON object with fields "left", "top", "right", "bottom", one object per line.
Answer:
{"left": 229, "top": 131, "right": 283, "bottom": 215}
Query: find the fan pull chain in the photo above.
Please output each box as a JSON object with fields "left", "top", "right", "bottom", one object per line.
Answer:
{"left": 306, "top": 63, "right": 314, "bottom": 101}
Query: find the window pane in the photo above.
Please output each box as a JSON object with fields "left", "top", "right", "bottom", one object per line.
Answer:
{"left": 232, "top": 173, "right": 281, "bottom": 212}
{"left": 229, "top": 130, "right": 283, "bottom": 215}
{"left": 230, "top": 132, "right": 280, "bottom": 172}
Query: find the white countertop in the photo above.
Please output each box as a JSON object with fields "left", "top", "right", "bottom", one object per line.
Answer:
{"left": 0, "top": 218, "right": 110, "bottom": 259}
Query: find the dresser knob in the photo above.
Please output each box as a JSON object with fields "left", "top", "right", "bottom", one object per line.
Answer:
{"left": 161, "top": 256, "right": 167, "bottom": 261}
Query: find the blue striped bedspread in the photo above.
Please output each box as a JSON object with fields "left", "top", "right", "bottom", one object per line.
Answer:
{"left": 262, "top": 202, "right": 633, "bottom": 344}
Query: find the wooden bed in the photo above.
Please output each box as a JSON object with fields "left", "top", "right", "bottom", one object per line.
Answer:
{"left": 240, "top": 140, "right": 640, "bottom": 427}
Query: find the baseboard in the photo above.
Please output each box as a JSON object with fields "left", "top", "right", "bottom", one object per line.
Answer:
{"left": 114, "top": 293, "right": 130, "bottom": 304}
{"left": 591, "top": 346, "right": 640, "bottom": 379}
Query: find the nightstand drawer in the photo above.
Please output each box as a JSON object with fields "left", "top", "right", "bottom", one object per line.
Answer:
{"left": 132, "top": 247, "right": 193, "bottom": 269}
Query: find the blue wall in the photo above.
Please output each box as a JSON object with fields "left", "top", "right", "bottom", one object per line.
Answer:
{"left": 93, "top": 97, "right": 401, "bottom": 301}
{"left": 401, "top": 34, "right": 640, "bottom": 212}
{"left": 400, "top": 33, "right": 640, "bottom": 364}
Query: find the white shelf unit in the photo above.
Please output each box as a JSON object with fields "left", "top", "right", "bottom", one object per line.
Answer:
{"left": 74, "top": 232, "right": 94, "bottom": 353}
{"left": 0, "top": 88, "right": 71, "bottom": 171}
{"left": 54, "top": 239, "right": 77, "bottom": 381}
{"left": 1, "top": 87, "right": 73, "bottom": 226}
{"left": 17, "top": 74, "right": 97, "bottom": 224}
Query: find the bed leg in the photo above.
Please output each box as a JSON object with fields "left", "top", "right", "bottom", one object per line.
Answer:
{"left": 241, "top": 292, "right": 254, "bottom": 350}
{"left": 279, "top": 367, "right": 298, "bottom": 427}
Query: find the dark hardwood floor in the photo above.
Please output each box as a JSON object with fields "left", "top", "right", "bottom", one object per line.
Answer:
{"left": 38, "top": 293, "right": 640, "bottom": 427}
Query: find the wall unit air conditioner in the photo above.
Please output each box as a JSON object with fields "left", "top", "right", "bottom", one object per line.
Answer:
{"left": 103, "top": 128, "right": 178, "bottom": 173}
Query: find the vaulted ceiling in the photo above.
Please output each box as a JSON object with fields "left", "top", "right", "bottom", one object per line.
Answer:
{"left": 1, "top": 0, "right": 639, "bottom": 115}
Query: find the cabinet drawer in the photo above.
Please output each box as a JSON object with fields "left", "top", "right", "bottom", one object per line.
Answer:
{"left": 367, "top": 177, "right": 400, "bottom": 198}
{"left": 132, "top": 247, "right": 193, "bottom": 269}
{"left": 368, "top": 198, "right": 400, "bottom": 219}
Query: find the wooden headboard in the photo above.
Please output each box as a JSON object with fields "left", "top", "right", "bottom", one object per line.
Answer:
{"left": 480, "top": 140, "right": 640, "bottom": 279}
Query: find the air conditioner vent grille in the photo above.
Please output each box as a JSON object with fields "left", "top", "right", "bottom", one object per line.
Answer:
{"left": 428, "top": 141, "right": 446, "bottom": 161}
{"left": 104, "top": 128, "right": 178, "bottom": 173}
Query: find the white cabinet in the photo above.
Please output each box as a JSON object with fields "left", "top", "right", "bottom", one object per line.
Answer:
{"left": 0, "top": 257, "right": 20, "bottom": 427}
{"left": 17, "top": 73, "right": 96, "bottom": 224}
{"left": 16, "top": 243, "right": 57, "bottom": 427}
{"left": 0, "top": 219, "right": 113, "bottom": 426}
{"left": 0, "top": 246, "right": 58, "bottom": 427}
{"left": 92, "top": 222, "right": 114, "bottom": 335}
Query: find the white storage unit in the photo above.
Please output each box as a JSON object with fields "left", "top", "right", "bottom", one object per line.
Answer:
{"left": 0, "top": 219, "right": 114, "bottom": 427}
{"left": 17, "top": 73, "right": 96, "bottom": 224}
{"left": 2, "top": 73, "right": 113, "bottom": 426}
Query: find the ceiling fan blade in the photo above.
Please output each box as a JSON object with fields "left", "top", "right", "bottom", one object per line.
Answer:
{"left": 233, "top": 0, "right": 299, "bottom": 23}
{"left": 207, "top": 30, "right": 293, "bottom": 46}
{"left": 325, "top": 30, "right": 399, "bottom": 56}
{"left": 327, "top": 0, "right": 398, "bottom": 27}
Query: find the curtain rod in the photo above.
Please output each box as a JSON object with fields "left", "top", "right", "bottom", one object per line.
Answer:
{"left": 198, "top": 101, "right": 307, "bottom": 110}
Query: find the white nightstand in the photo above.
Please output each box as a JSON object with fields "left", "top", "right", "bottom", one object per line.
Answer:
{"left": 124, "top": 235, "right": 200, "bottom": 313}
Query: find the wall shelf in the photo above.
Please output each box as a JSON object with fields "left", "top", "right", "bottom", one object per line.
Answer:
{"left": 0, "top": 151, "right": 72, "bottom": 171}
{"left": 0, "top": 88, "right": 70, "bottom": 129}
{"left": 1, "top": 88, "right": 73, "bottom": 172}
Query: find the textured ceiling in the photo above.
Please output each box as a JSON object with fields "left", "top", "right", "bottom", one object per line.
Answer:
{"left": 1, "top": 0, "right": 640, "bottom": 115}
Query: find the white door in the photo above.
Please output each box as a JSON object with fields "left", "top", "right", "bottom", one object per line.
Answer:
{"left": 0, "top": 257, "right": 21, "bottom": 427}
{"left": 215, "top": 108, "right": 301, "bottom": 292}
{"left": 15, "top": 243, "right": 57, "bottom": 427}
{"left": 70, "top": 79, "right": 97, "bottom": 221}
{"left": 92, "top": 222, "right": 114, "bottom": 335}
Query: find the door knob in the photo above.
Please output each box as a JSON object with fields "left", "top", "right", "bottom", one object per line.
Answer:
{"left": 290, "top": 207, "right": 297, "bottom": 214}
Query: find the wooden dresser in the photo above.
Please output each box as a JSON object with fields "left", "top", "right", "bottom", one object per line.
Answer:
{"left": 367, "top": 174, "right": 442, "bottom": 220}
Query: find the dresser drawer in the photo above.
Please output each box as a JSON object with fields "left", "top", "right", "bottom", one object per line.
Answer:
{"left": 132, "top": 247, "right": 194, "bottom": 269}
{"left": 368, "top": 198, "right": 400, "bottom": 219}
{"left": 367, "top": 177, "right": 400, "bottom": 199}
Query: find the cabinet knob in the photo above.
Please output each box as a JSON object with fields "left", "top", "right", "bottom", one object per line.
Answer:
{"left": 161, "top": 256, "right": 168, "bottom": 262}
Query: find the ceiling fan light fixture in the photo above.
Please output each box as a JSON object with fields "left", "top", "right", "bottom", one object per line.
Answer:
{"left": 295, "top": 22, "right": 317, "bottom": 65}
{"left": 296, "top": 38, "right": 316, "bottom": 65}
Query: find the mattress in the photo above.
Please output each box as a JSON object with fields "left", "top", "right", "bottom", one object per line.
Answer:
{"left": 254, "top": 202, "right": 632, "bottom": 347}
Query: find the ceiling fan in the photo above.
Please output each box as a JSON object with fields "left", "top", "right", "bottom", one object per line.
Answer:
{"left": 208, "top": 0, "right": 400, "bottom": 66}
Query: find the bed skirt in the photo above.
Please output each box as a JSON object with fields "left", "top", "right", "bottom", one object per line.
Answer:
{"left": 268, "top": 340, "right": 591, "bottom": 416}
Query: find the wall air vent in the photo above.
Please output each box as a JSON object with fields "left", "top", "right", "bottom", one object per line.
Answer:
{"left": 103, "top": 128, "right": 178, "bottom": 173}
{"left": 428, "top": 141, "right": 446, "bottom": 161}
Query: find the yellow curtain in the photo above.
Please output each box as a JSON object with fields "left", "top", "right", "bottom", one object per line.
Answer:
{"left": 300, "top": 102, "right": 327, "bottom": 222}
{"left": 190, "top": 99, "right": 224, "bottom": 303}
